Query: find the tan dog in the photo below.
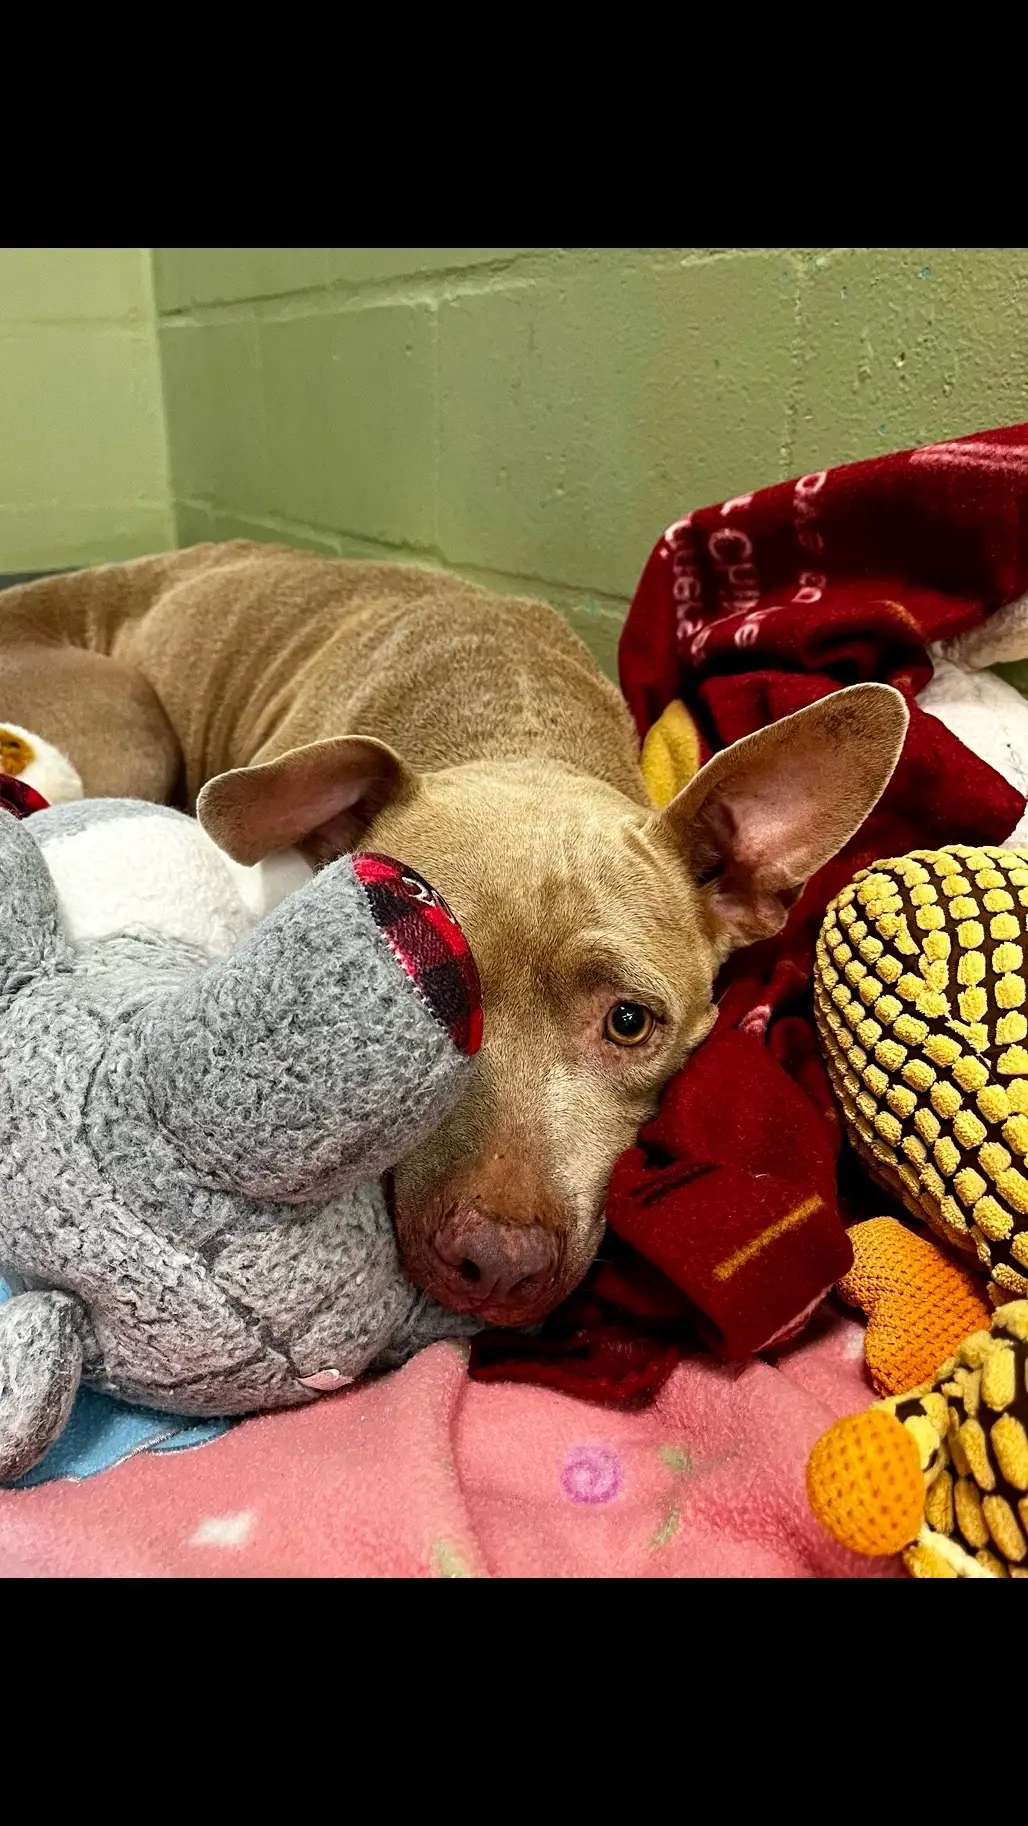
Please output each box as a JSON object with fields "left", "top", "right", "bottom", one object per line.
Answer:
{"left": 0, "top": 543, "right": 908, "bottom": 1326}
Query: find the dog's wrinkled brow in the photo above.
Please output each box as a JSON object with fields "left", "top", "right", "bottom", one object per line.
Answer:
{"left": 560, "top": 932, "right": 675, "bottom": 1014}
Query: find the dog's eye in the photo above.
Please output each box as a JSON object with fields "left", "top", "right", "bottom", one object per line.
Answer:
{"left": 604, "top": 1002, "right": 655, "bottom": 1047}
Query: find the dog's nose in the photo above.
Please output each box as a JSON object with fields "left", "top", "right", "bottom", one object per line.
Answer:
{"left": 432, "top": 1209, "right": 557, "bottom": 1309}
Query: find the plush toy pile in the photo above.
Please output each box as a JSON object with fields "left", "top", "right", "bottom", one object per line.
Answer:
{"left": 11, "top": 423, "right": 1028, "bottom": 1531}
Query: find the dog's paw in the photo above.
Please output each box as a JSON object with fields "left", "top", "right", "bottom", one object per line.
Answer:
{"left": 0, "top": 725, "right": 82, "bottom": 803}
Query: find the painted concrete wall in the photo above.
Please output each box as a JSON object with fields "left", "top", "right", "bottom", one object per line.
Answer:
{"left": 7, "top": 249, "right": 1026, "bottom": 675}
{"left": 152, "top": 248, "right": 1028, "bottom": 677}
{"left": 0, "top": 249, "right": 173, "bottom": 571}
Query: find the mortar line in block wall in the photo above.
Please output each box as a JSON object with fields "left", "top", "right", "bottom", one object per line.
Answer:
{"left": 0, "top": 317, "right": 156, "bottom": 335}
{"left": 173, "top": 496, "right": 460, "bottom": 563}
{"left": 156, "top": 274, "right": 542, "bottom": 330}
{"left": 172, "top": 497, "right": 632, "bottom": 620}
{"left": 779, "top": 253, "right": 810, "bottom": 478}
{"left": 153, "top": 248, "right": 786, "bottom": 326}
{"left": 153, "top": 253, "right": 552, "bottom": 323}
{"left": 429, "top": 294, "right": 442, "bottom": 557}
{"left": 140, "top": 249, "right": 174, "bottom": 525}
{"left": 0, "top": 496, "right": 172, "bottom": 513}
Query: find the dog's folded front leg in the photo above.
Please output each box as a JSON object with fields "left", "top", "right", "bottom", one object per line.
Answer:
{"left": 0, "top": 1289, "right": 84, "bottom": 1482}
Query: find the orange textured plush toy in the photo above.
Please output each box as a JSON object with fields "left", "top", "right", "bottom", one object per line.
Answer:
{"left": 836, "top": 1215, "right": 991, "bottom": 1396}
{"left": 807, "top": 1299, "right": 1028, "bottom": 1577}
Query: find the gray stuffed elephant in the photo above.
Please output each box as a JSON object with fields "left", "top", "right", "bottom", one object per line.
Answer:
{"left": 0, "top": 803, "right": 484, "bottom": 1482}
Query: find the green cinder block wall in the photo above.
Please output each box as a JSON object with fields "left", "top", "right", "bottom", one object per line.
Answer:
{"left": 5, "top": 249, "right": 1028, "bottom": 682}
{"left": 0, "top": 248, "right": 173, "bottom": 571}
{"left": 151, "top": 247, "right": 1028, "bottom": 678}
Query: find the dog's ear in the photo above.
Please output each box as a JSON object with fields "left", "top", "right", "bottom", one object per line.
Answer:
{"left": 196, "top": 736, "right": 418, "bottom": 865}
{"left": 649, "top": 682, "right": 909, "bottom": 955}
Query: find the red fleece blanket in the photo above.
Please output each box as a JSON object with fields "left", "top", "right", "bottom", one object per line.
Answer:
{"left": 469, "top": 423, "right": 1028, "bottom": 1404}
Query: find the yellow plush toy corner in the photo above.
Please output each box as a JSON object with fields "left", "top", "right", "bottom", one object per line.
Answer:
{"left": 639, "top": 699, "right": 702, "bottom": 808}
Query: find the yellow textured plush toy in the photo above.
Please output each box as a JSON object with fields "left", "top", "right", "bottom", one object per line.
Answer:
{"left": 807, "top": 1299, "right": 1028, "bottom": 1576}
{"left": 814, "top": 845, "right": 1028, "bottom": 1309}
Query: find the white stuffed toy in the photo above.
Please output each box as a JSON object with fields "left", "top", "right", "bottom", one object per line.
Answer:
{"left": 0, "top": 716, "right": 306, "bottom": 950}
{"left": 25, "top": 797, "right": 312, "bottom": 955}
{"left": 0, "top": 723, "right": 83, "bottom": 805}
{"left": 918, "top": 594, "right": 1028, "bottom": 844}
